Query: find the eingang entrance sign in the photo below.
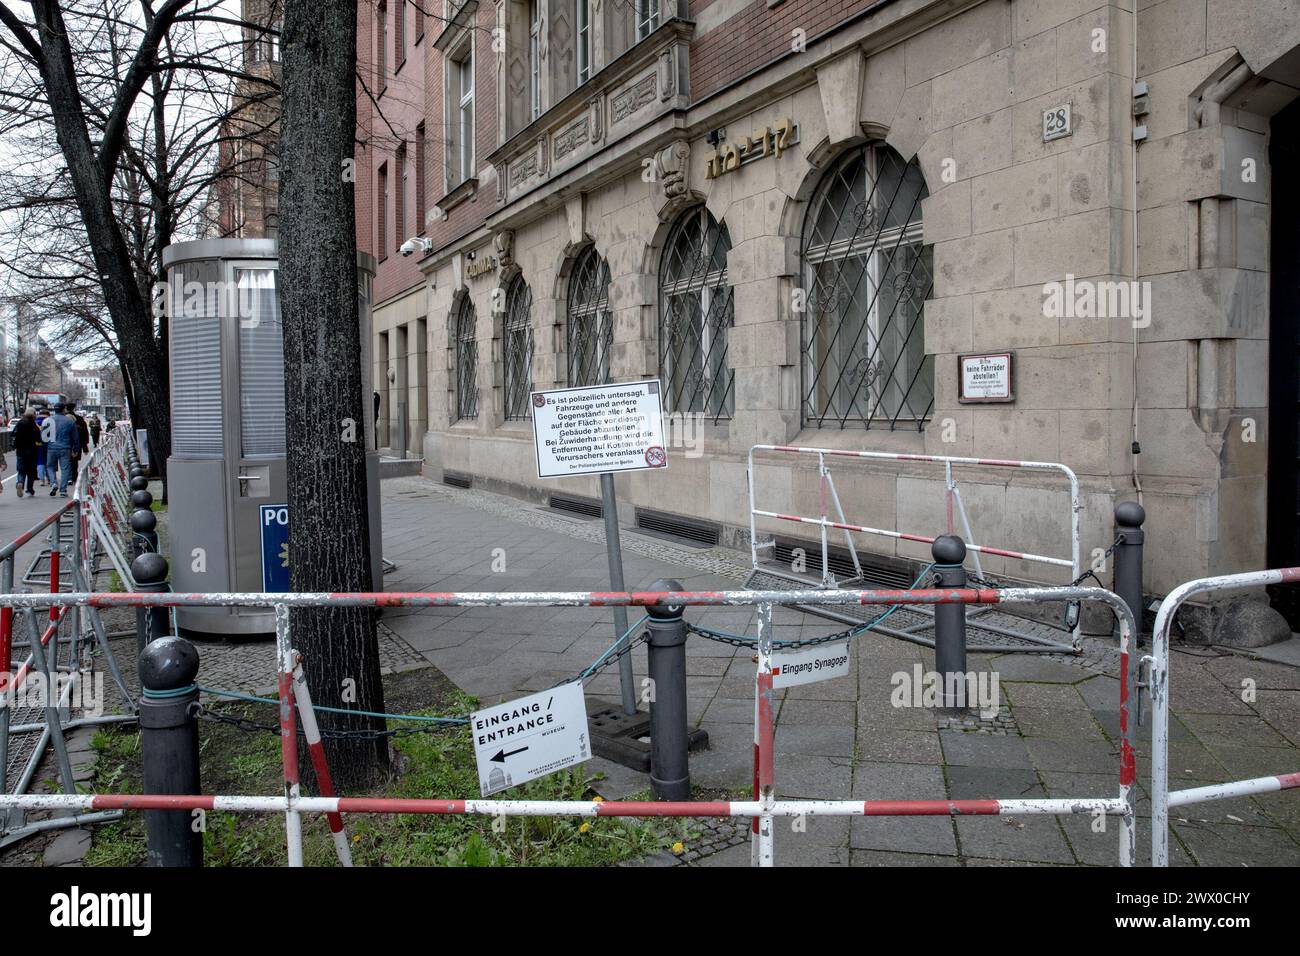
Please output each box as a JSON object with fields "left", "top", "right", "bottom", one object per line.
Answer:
{"left": 530, "top": 380, "right": 667, "bottom": 479}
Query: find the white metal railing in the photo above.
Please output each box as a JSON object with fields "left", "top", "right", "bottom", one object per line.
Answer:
{"left": 1146, "top": 568, "right": 1300, "bottom": 866}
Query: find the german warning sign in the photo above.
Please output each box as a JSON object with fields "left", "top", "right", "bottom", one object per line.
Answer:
{"left": 530, "top": 380, "right": 667, "bottom": 479}
{"left": 771, "top": 642, "right": 851, "bottom": 688}
{"left": 470, "top": 682, "right": 591, "bottom": 796}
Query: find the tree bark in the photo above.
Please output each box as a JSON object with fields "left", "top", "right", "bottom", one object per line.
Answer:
{"left": 278, "top": 0, "right": 387, "bottom": 789}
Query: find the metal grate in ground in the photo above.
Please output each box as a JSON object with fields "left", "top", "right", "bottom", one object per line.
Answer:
{"left": 744, "top": 567, "right": 1079, "bottom": 654}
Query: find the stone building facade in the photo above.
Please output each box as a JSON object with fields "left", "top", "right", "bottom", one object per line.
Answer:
{"left": 365, "top": 0, "right": 1300, "bottom": 621}
{"left": 206, "top": 0, "right": 284, "bottom": 240}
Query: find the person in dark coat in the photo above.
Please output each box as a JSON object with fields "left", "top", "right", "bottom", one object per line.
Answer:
{"left": 34, "top": 410, "right": 48, "bottom": 486}
{"left": 67, "top": 402, "right": 90, "bottom": 482}
{"left": 12, "top": 411, "right": 38, "bottom": 497}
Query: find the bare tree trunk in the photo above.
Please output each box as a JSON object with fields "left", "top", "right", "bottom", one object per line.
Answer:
{"left": 11, "top": 2, "right": 173, "bottom": 487}
{"left": 278, "top": 0, "right": 387, "bottom": 789}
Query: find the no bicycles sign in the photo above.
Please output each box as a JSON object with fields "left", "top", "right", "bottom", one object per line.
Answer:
{"left": 530, "top": 380, "right": 668, "bottom": 479}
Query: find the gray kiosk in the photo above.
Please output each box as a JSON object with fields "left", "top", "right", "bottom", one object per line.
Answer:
{"left": 162, "top": 239, "right": 383, "bottom": 638}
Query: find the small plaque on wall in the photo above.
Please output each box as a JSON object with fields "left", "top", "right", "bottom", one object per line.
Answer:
{"left": 959, "top": 352, "right": 1014, "bottom": 403}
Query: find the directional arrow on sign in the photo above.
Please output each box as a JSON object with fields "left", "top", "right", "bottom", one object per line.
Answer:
{"left": 491, "top": 746, "right": 529, "bottom": 763}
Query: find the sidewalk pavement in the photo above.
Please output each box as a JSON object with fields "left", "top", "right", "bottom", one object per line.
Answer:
{"left": 378, "top": 475, "right": 1300, "bottom": 867}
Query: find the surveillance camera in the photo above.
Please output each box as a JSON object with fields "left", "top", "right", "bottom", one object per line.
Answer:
{"left": 399, "top": 237, "right": 431, "bottom": 258}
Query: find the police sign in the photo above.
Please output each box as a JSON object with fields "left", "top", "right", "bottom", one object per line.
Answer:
{"left": 259, "top": 504, "right": 290, "bottom": 592}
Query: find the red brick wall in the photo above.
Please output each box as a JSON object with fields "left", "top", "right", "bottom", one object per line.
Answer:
{"left": 361, "top": 0, "right": 433, "bottom": 304}
{"left": 690, "top": 0, "right": 888, "bottom": 101}
{"left": 421, "top": 3, "right": 497, "bottom": 260}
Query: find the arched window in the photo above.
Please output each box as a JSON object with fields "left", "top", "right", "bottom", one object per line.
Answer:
{"left": 801, "top": 142, "right": 933, "bottom": 429}
{"left": 503, "top": 274, "right": 533, "bottom": 420}
{"left": 659, "top": 206, "right": 734, "bottom": 419}
{"left": 453, "top": 293, "right": 478, "bottom": 420}
{"left": 566, "top": 245, "right": 612, "bottom": 386}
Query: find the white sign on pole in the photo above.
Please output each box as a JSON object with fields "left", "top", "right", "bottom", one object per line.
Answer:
{"left": 771, "top": 642, "right": 851, "bottom": 688}
{"left": 530, "top": 380, "right": 667, "bottom": 479}
{"left": 470, "top": 682, "right": 591, "bottom": 797}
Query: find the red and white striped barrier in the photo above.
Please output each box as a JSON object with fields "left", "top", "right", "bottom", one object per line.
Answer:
{"left": 0, "top": 792, "right": 1132, "bottom": 818}
{"left": 289, "top": 649, "right": 352, "bottom": 867}
{"left": 1148, "top": 568, "right": 1300, "bottom": 866}
{"left": 746, "top": 444, "right": 1083, "bottom": 647}
{"left": 0, "top": 583, "right": 1140, "bottom": 867}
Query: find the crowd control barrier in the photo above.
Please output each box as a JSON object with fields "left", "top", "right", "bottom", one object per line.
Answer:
{"left": 1146, "top": 569, "right": 1300, "bottom": 866}
{"left": 747, "top": 445, "right": 1084, "bottom": 652}
{"left": 0, "top": 583, "right": 1139, "bottom": 867}
{"left": 0, "top": 426, "right": 137, "bottom": 848}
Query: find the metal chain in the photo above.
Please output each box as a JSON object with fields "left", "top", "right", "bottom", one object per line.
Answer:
{"left": 185, "top": 632, "right": 652, "bottom": 740}
{"left": 188, "top": 701, "right": 463, "bottom": 741}
{"left": 1070, "top": 533, "right": 1125, "bottom": 588}
{"left": 686, "top": 606, "right": 899, "bottom": 650}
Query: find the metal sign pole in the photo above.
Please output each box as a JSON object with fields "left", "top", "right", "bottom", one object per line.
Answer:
{"left": 600, "top": 472, "right": 637, "bottom": 716}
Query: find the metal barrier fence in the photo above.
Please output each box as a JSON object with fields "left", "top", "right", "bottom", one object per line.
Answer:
{"left": 0, "top": 583, "right": 1139, "bottom": 867}
{"left": 746, "top": 445, "right": 1085, "bottom": 652}
{"left": 1146, "top": 568, "right": 1300, "bottom": 866}
{"left": 0, "top": 427, "right": 137, "bottom": 848}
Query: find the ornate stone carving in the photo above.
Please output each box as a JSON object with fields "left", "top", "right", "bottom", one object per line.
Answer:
{"left": 511, "top": 151, "right": 538, "bottom": 189}
{"left": 536, "top": 137, "right": 549, "bottom": 177}
{"left": 658, "top": 49, "right": 675, "bottom": 101}
{"left": 588, "top": 98, "right": 602, "bottom": 144}
{"left": 611, "top": 75, "right": 656, "bottom": 124}
{"left": 493, "top": 229, "right": 515, "bottom": 269}
{"left": 554, "top": 117, "right": 590, "bottom": 160}
{"left": 654, "top": 140, "right": 690, "bottom": 198}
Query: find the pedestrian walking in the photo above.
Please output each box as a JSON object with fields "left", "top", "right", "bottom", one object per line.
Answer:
{"left": 34, "top": 410, "right": 48, "bottom": 486}
{"left": 44, "top": 403, "right": 80, "bottom": 497}
{"left": 88, "top": 413, "right": 101, "bottom": 448}
{"left": 12, "top": 411, "right": 38, "bottom": 498}
{"left": 67, "top": 402, "right": 90, "bottom": 484}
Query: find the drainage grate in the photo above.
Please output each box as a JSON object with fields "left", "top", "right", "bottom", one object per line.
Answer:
{"left": 442, "top": 471, "right": 472, "bottom": 489}
{"left": 635, "top": 508, "right": 719, "bottom": 548}
{"left": 771, "top": 537, "right": 918, "bottom": 586}
{"left": 549, "top": 493, "right": 603, "bottom": 519}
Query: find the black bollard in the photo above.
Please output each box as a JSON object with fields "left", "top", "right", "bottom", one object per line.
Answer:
{"left": 644, "top": 579, "right": 690, "bottom": 801}
{"left": 139, "top": 636, "right": 202, "bottom": 867}
{"left": 132, "top": 552, "right": 171, "bottom": 654}
{"left": 131, "top": 509, "right": 160, "bottom": 557}
{"left": 131, "top": 489, "right": 154, "bottom": 511}
{"left": 932, "top": 535, "right": 969, "bottom": 711}
{"left": 1113, "top": 502, "right": 1146, "bottom": 646}
{"left": 130, "top": 475, "right": 148, "bottom": 493}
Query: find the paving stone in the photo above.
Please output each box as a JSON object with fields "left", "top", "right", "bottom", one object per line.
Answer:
{"left": 946, "top": 765, "right": 1042, "bottom": 800}
{"left": 1013, "top": 706, "right": 1107, "bottom": 741}
{"left": 1002, "top": 681, "right": 1090, "bottom": 710}
{"left": 856, "top": 729, "right": 943, "bottom": 764}
{"left": 778, "top": 698, "right": 856, "bottom": 725}
{"left": 1179, "top": 712, "right": 1293, "bottom": 749}
{"left": 771, "top": 753, "right": 852, "bottom": 799}
{"left": 850, "top": 816, "right": 958, "bottom": 856}
{"left": 1024, "top": 737, "right": 1123, "bottom": 775}
{"left": 43, "top": 828, "right": 92, "bottom": 867}
{"left": 939, "top": 729, "right": 1032, "bottom": 768}
{"left": 1172, "top": 821, "right": 1300, "bottom": 866}
{"left": 954, "top": 815, "right": 1075, "bottom": 864}
{"left": 983, "top": 655, "right": 1082, "bottom": 683}
{"left": 774, "top": 724, "right": 855, "bottom": 758}
{"left": 850, "top": 849, "right": 962, "bottom": 866}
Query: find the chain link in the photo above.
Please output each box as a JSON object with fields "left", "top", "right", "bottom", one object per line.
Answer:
{"left": 187, "top": 701, "right": 464, "bottom": 741}
{"left": 686, "top": 603, "right": 903, "bottom": 650}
